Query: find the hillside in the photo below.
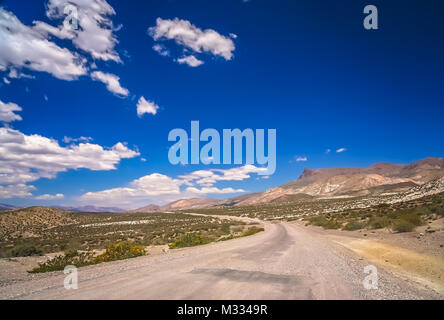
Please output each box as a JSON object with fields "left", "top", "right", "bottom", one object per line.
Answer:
{"left": 55, "top": 205, "right": 125, "bottom": 213}
{"left": 128, "top": 157, "right": 444, "bottom": 212}
{"left": 0, "top": 203, "right": 19, "bottom": 211}
{"left": 230, "top": 157, "right": 444, "bottom": 206}
{"left": 0, "top": 207, "right": 75, "bottom": 240}
{"left": 132, "top": 198, "right": 222, "bottom": 212}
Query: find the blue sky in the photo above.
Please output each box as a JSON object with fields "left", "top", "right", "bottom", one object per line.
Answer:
{"left": 0, "top": 0, "right": 443, "bottom": 209}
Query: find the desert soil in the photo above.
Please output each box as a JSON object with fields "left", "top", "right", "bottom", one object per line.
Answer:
{"left": 0, "top": 217, "right": 443, "bottom": 300}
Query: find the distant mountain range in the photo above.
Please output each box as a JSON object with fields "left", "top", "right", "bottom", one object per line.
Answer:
{"left": 55, "top": 205, "right": 125, "bottom": 213}
{"left": 0, "top": 204, "right": 125, "bottom": 214}
{"left": 2, "top": 157, "right": 444, "bottom": 213}
{"left": 132, "top": 157, "right": 444, "bottom": 212}
{"left": 0, "top": 203, "right": 19, "bottom": 211}
{"left": 130, "top": 198, "right": 221, "bottom": 213}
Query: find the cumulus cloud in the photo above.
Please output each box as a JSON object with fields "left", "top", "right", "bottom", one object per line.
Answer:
{"left": 149, "top": 17, "right": 235, "bottom": 62}
{"left": 177, "top": 55, "right": 204, "bottom": 67}
{"left": 0, "top": 127, "right": 139, "bottom": 187}
{"left": 0, "top": 100, "right": 22, "bottom": 123}
{"left": 0, "top": 184, "right": 35, "bottom": 199}
{"left": 152, "top": 44, "right": 170, "bottom": 57}
{"left": 185, "top": 187, "right": 244, "bottom": 194}
{"left": 336, "top": 148, "right": 347, "bottom": 153}
{"left": 32, "top": 20, "right": 74, "bottom": 40}
{"left": 63, "top": 136, "right": 93, "bottom": 143}
{"left": 0, "top": 8, "right": 87, "bottom": 80}
{"left": 91, "top": 71, "right": 129, "bottom": 96}
{"left": 79, "top": 165, "right": 265, "bottom": 208}
{"left": 81, "top": 173, "right": 183, "bottom": 207}
{"left": 179, "top": 165, "right": 267, "bottom": 186}
{"left": 137, "top": 96, "right": 159, "bottom": 117}
{"left": 1, "top": 4, "right": 159, "bottom": 110}
{"left": 35, "top": 193, "right": 64, "bottom": 200}
{"left": 0, "top": 101, "right": 139, "bottom": 199}
{"left": 45, "top": 0, "right": 121, "bottom": 62}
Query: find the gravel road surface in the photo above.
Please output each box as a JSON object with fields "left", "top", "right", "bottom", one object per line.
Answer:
{"left": 0, "top": 221, "right": 441, "bottom": 299}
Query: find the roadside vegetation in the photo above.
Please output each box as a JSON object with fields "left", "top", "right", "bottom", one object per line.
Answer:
{"left": 184, "top": 192, "right": 444, "bottom": 223}
{"left": 0, "top": 211, "right": 242, "bottom": 258}
{"left": 169, "top": 233, "right": 211, "bottom": 249}
{"left": 169, "top": 226, "right": 264, "bottom": 249}
{"left": 304, "top": 192, "right": 444, "bottom": 232}
{"left": 30, "top": 242, "right": 146, "bottom": 273}
{"left": 185, "top": 192, "right": 444, "bottom": 234}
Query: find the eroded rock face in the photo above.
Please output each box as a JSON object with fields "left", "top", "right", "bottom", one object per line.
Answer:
{"left": 229, "top": 157, "right": 444, "bottom": 206}
{"left": 129, "top": 157, "right": 444, "bottom": 211}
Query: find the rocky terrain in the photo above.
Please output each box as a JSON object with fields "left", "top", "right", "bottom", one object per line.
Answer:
{"left": 131, "top": 157, "right": 444, "bottom": 212}
{"left": 0, "top": 203, "right": 19, "bottom": 211}
{"left": 0, "top": 207, "right": 75, "bottom": 241}
{"left": 131, "top": 198, "right": 221, "bottom": 212}
{"left": 231, "top": 157, "right": 444, "bottom": 206}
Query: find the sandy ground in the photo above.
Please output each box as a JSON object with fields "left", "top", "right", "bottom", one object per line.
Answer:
{"left": 297, "top": 218, "right": 444, "bottom": 295}
{"left": 0, "top": 219, "right": 442, "bottom": 300}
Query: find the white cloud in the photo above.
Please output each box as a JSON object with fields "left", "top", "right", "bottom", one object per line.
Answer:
{"left": 179, "top": 165, "right": 267, "bottom": 186}
{"left": 79, "top": 165, "right": 263, "bottom": 208}
{"left": 45, "top": 0, "right": 121, "bottom": 62}
{"left": 91, "top": 71, "right": 129, "bottom": 96}
{"left": 3, "top": 78, "right": 10, "bottom": 84}
{"left": 0, "top": 100, "right": 22, "bottom": 123}
{"left": 137, "top": 96, "right": 159, "bottom": 117}
{"left": 0, "top": 8, "right": 87, "bottom": 80}
{"left": 0, "top": 127, "right": 139, "bottom": 185}
{"left": 177, "top": 55, "right": 204, "bottom": 67}
{"left": 63, "top": 136, "right": 93, "bottom": 143}
{"left": 149, "top": 18, "right": 235, "bottom": 60}
{"left": 7, "top": 69, "right": 35, "bottom": 80}
{"left": 35, "top": 193, "right": 64, "bottom": 200}
{"left": 32, "top": 21, "right": 74, "bottom": 40}
{"left": 336, "top": 148, "right": 347, "bottom": 153}
{"left": 0, "top": 184, "right": 35, "bottom": 199}
{"left": 295, "top": 156, "right": 308, "bottom": 162}
{"left": 81, "top": 173, "right": 183, "bottom": 207}
{"left": 325, "top": 149, "right": 331, "bottom": 154}
{"left": 152, "top": 44, "right": 170, "bottom": 57}
{"left": 0, "top": 101, "right": 139, "bottom": 199}
{"left": 186, "top": 187, "right": 245, "bottom": 194}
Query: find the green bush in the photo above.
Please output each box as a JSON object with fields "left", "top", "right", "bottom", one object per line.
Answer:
{"left": 94, "top": 242, "right": 146, "bottom": 263}
{"left": 400, "top": 213, "right": 424, "bottom": 226}
{"left": 367, "top": 216, "right": 391, "bottom": 229}
{"left": 240, "top": 226, "right": 264, "bottom": 237}
{"left": 30, "top": 250, "right": 94, "bottom": 273}
{"left": 11, "top": 245, "right": 43, "bottom": 257}
{"left": 391, "top": 220, "right": 416, "bottom": 233}
{"left": 29, "top": 242, "right": 146, "bottom": 273}
{"left": 342, "top": 220, "right": 365, "bottom": 231}
{"left": 217, "top": 234, "right": 235, "bottom": 242}
{"left": 306, "top": 216, "right": 341, "bottom": 229}
{"left": 169, "top": 233, "right": 211, "bottom": 249}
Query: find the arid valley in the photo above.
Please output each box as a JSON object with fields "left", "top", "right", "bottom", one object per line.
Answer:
{"left": 1, "top": 158, "right": 444, "bottom": 299}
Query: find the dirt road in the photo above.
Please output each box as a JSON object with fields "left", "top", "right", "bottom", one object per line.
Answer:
{"left": 0, "top": 221, "right": 441, "bottom": 299}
